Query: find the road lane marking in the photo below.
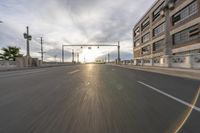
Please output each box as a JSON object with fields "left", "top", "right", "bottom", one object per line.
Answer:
{"left": 137, "top": 81, "right": 200, "bottom": 112}
{"left": 174, "top": 86, "right": 200, "bottom": 133}
{"left": 68, "top": 70, "right": 80, "bottom": 74}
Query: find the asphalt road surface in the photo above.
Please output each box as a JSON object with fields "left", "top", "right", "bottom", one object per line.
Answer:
{"left": 0, "top": 64, "right": 199, "bottom": 133}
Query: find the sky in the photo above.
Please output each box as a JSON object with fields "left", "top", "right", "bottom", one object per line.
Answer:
{"left": 0, "top": 0, "right": 155, "bottom": 62}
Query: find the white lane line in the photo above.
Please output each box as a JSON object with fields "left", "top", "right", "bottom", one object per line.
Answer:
{"left": 137, "top": 81, "right": 200, "bottom": 112}
{"left": 68, "top": 70, "right": 80, "bottom": 74}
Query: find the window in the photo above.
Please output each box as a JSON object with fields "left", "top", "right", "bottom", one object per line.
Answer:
{"left": 153, "top": 23, "right": 165, "bottom": 36}
{"left": 176, "top": 49, "right": 200, "bottom": 55}
{"left": 143, "top": 59, "right": 151, "bottom": 63}
{"left": 172, "top": 0, "right": 198, "bottom": 25}
{"left": 173, "top": 24, "right": 199, "bottom": 45}
{"left": 142, "top": 45, "right": 151, "bottom": 55}
{"left": 134, "top": 50, "right": 141, "bottom": 58}
{"left": 174, "top": 0, "right": 178, "bottom": 3}
{"left": 134, "top": 39, "right": 140, "bottom": 47}
{"left": 153, "top": 39, "right": 165, "bottom": 52}
{"left": 142, "top": 33, "right": 150, "bottom": 43}
{"left": 134, "top": 27, "right": 140, "bottom": 37}
{"left": 142, "top": 18, "right": 150, "bottom": 31}
{"left": 153, "top": 2, "right": 165, "bottom": 21}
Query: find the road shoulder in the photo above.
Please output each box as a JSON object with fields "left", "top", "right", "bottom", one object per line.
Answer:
{"left": 108, "top": 64, "right": 200, "bottom": 80}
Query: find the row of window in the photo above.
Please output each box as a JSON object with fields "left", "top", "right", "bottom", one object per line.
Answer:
{"left": 134, "top": 22, "right": 165, "bottom": 47}
{"left": 136, "top": 24, "right": 199, "bottom": 48}
{"left": 141, "top": 18, "right": 150, "bottom": 31}
{"left": 140, "top": 43, "right": 163, "bottom": 55}
{"left": 134, "top": 0, "right": 198, "bottom": 37}
{"left": 136, "top": 48, "right": 200, "bottom": 57}
{"left": 173, "top": 24, "right": 200, "bottom": 45}
{"left": 153, "top": 1, "right": 165, "bottom": 21}
{"left": 138, "top": 24, "right": 199, "bottom": 55}
{"left": 134, "top": 1, "right": 165, "bottom": 37}
{"left": 141, "top": 39, "right": 165, "bottom": 55}
{"left": 172, "top": 0, "right": 198, "bottom": 25}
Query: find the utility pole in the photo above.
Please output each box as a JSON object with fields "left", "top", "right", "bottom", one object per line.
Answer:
{"left": 77, "top": 53, "right": 79, "bottom": 63}
{"left": 72, "top": 49, "right": 75, "bottom": 63}
{"left": 62, "top": 45, "right": 64, "bottom": 63}
{"left": 54, "top": 55, "right": 57, "bottom": 62}
{"left": 40, "top": 37, "right": 44, "bottom": 62}
{"left": 23, "top": 26, "right": 32, "bottom": 57}
{"left": 118, "top": 41, "right": 120, "bottom": 64}
{"left": 38, "top": 37, "right": 45, "bottom": 62}
{"left": 108, "top": 53, "right": 110, "bottom": 63}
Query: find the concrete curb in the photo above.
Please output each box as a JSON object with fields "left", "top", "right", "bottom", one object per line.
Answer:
{"left": 109, "top": 64, "right": 200, "bottom": 81}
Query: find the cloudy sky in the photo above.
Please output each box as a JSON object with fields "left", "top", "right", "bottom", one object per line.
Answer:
{"left": 0, "top": 0, "right": 154, "bottom": 62}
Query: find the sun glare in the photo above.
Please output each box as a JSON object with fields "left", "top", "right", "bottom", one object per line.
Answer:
{"left": 80, "top": 48, "right": 103, "bottom": 63}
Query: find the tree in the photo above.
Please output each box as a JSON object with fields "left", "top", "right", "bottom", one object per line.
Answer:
{"left": 0, "top": 46, "right": 23, "bottom": 61}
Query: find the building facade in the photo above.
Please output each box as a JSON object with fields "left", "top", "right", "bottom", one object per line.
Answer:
{"left": 133, "top": 0, "right": 200, "bottom": 68}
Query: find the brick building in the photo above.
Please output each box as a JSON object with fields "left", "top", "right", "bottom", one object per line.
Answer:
{"left": 133, "top": 0, "right": 200, "bottom": 67}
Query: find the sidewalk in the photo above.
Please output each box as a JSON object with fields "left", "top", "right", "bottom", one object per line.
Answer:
{"left": 109, "top": 64, "right": 200, "bottom": 80}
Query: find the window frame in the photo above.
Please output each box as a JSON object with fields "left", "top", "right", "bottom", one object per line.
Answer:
{"left": 141, "top": 17, "right": 150, "bottom": 31}
{"left": 153, "top": 39, "right": 165, "bottom": 52}
{"left": 173, "top": 24, "right": 199, "bottom": 45}
{"left": 142, "top": 32, "right": 150, "bottom": 43}
{"left": 153, "top": 22, "right": 165, "bottom": 37}
{"left": 172, "top": 0, "right": 198, "bottom": 25}
{"left": 152, "top": 1, "right": 165, "bottom": 21}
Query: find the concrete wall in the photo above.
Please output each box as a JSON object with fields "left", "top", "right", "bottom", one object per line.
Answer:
{"left": 131, "top": 54, "right": 200, "bottom": 69}
{"left": 0, "top": 57, "right": 73, "bottom": 70}
{"left": 0, "top": 61, "right": 17, "bottom": 70}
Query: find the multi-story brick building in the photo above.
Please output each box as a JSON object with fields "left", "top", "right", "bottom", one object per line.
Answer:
{"left": 133, "top": 0, "right": 200, "bottom": 67}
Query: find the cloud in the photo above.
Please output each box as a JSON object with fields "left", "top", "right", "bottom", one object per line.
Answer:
{"left": 0, "top": 0, "right": 155, "bottom": 62}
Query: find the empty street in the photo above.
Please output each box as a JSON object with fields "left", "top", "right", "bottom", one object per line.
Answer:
{"left": 0, "top": 65, "right": 199, "bottom": 133}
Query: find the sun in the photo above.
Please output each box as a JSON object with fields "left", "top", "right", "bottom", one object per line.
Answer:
{"left": 80, "top": 48, "right": 103, "bottom": 63}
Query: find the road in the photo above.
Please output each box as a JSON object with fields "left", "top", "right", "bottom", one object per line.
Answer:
{"left": 0, "top": 64, "right": 199, "bottom": 133}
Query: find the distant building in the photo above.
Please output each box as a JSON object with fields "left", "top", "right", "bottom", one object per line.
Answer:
{"left": 133, "top": 0, "right": 200, "bottom": 67}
